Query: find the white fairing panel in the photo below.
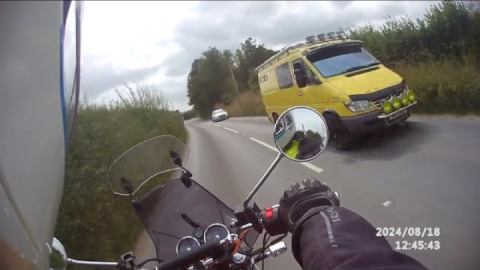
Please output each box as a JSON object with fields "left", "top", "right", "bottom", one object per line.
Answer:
{"left": 0, "top": 2, "right": 65, "bottom": 269}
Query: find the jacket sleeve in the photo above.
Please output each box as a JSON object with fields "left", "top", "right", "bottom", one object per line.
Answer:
{"left": 291, "top": 206, "right": 429, "bottom": 270}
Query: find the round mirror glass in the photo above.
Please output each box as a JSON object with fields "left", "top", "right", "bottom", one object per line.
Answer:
{"left": 49, "top": 238, "right": 67, "bottom": 270}
{"left": 273, "top": 106, "right": 328, "bottom": 161}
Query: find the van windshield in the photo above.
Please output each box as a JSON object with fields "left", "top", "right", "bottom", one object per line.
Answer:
{"left": 307, "top": 43, "right": 380, "bottom": 78}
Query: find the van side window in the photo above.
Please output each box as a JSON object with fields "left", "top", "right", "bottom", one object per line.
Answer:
{"left": 292, "top": 58, "right": 320, "bottom": 85}
{"left": 259, "top": 74, "right": 268, "bottom": 83}
{"left": 275, "top": 62, "right": 293, "bottom": 90}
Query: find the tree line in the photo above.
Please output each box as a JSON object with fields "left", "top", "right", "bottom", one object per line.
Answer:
{"left": 187, "top": 38, "right": 277, "bottom": 118}
{"left": 348, "top": 0, "right": 480, "bottom": 65}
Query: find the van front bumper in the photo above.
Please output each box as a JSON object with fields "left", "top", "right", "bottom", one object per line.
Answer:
{"left": 340, "top": 102, "right": 417, "bottom": 134}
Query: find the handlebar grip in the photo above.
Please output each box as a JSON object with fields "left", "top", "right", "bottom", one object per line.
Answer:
{"left": 262, "top": 206, "right": 288, "bottom": 236}
{"left": 156, "top": 240, "right": 224, "bottom": 270}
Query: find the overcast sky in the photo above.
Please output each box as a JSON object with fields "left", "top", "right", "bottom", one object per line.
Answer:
{"left": 80, "top": 1, "right": 439, "bottom": 111}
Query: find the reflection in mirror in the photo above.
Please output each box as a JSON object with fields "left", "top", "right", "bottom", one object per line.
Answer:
{"left": 50, "top": 238, "right": 67, "bottom": 270}
{"left": 273, "top": 107, "right": 328, "bottom": 162}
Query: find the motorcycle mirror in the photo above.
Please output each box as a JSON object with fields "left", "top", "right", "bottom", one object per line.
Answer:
{"left": 120, "top": 177, "right": 134, "bottom": 194}
{"left": 50, "top": 237, "right": 119, "bottom": 269}
{"left": 50, "top": 238, "right": 68, "bottom": 270}
{"left": 273, "top": 106, "right": 328, "bottom": 162}
{"left": 170, "top": 150, "right": 182, "bottom": 166}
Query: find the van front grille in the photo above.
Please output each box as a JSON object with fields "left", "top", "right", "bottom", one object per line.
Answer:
{"left": 349, "top": 81, "right": 406, "bottom": 102}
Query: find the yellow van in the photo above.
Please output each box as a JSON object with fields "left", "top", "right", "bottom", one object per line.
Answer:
{"left": 256, "top": 32, "right": 417, "bottom": 150}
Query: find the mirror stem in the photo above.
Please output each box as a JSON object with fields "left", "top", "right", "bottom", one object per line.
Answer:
{"left": 244, "top": 153, "right": 283, "bottom": 207}
{"left": 67, "top": 258, "right": 118, "bottom": 267}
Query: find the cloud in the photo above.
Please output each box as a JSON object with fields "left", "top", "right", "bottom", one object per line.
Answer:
{"left": 161, "top": 1, "right": 438, "bottom": 79}
{"left": 80, "top": 54, "right": 162, "bottom": 99}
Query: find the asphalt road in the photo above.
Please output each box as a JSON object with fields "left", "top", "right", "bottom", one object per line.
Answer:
{"left": 137, "top": 115, "right": 480, "bottom": 270}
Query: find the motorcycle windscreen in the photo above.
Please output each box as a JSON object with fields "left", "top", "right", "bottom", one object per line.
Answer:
{"left": 134, "top": 179, "right": 237, "bottom": 261}
{"left": 107, "top": 135, "right": 189, "bottom": 196}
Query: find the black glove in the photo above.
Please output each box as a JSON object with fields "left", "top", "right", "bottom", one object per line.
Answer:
{"left": 278, "top": 179, "right": 339, "bottom": 232}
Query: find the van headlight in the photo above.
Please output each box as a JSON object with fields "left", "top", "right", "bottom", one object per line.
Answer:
{"left": 344, "top": 100, "right": 374, "bottom": 112}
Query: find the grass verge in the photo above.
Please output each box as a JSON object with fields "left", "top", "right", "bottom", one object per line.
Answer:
{"left": 223, "top": 91, "right": 267, "bottom": 117}
{"left": 392, "top": 57, "right": 480, "bottom": 115}
{"left": 54, "top": 85, "right": 187, "bottom": 269}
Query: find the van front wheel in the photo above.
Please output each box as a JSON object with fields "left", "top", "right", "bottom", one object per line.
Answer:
{"left": 324, "top": 113, "right": 354, "bottom": 150}
{"left": 335, "top": 129, "right": 354, "bottom": 151}
{"left": 323, "top": 113, "right": 337, "bottom": 142}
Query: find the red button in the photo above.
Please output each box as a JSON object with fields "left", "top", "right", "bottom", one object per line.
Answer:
{"left": 265, "top": 207, "right": 273, "bottom": 219}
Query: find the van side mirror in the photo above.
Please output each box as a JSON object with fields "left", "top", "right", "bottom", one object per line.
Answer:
{"left": 294, "top": 69, "right": 307, "bottom": 88}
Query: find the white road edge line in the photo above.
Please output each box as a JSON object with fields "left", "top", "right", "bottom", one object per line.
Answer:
{"left": 213, "top": 124, "right": 220, "bottom": 127}
{"left": 224, "top": 127, "right": 239, "bottom": 134}
{"left": 249, "top": 137, "right": 324, "bottom": 173}
{"left": 301, "top": 162, "right": 324, "bottom": 173}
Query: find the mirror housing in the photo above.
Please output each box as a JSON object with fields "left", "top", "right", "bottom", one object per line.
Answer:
{"left": 170, "top": 150, "right": 183, "bottom": 166}
{"left": 273, "top": 106, "right": 328, "bottom": 162}
{"left": 50, "top": 238, "right": 68, "bottom": 270}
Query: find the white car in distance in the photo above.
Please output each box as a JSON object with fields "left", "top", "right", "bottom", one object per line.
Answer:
{"left": 212, "top": 109, "right": 229, "bottom": 122}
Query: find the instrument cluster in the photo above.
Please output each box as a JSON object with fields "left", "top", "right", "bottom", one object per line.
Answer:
{"left": 176, "top": 223, "right": 230, "bottom": 255}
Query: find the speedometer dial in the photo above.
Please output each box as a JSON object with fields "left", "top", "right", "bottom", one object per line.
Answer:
{"left": 176, "top": 236, "right": 200, "bottom": 255}
{"left": 204, "top": 223, "right": 230, "bottom": 243}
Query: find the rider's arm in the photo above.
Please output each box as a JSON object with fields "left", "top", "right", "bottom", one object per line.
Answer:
{"left": 291, "top": 206, "right": 429, "bottom": 270}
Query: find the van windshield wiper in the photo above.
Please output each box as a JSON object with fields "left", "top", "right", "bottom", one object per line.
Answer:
{"left": 340, "top": 62, "right": 380, "bottom": 74}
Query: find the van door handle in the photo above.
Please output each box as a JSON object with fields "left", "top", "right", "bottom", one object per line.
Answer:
{"left": 298, "top": 91, "right": 304, "bottom": 96}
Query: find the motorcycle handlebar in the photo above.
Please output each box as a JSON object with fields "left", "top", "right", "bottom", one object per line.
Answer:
{"left": 261, "top": 205, "right": 288, "bottom": 236}
{"left": 156, "top": 239, "right": 225, "bottom": 270}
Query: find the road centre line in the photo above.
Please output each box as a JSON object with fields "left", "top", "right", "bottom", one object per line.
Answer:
{"left": 249, "top": 137, "right": 324, "bottom": 173}
{"left": 224, "top": 127, "right": 239, "bottom": 133}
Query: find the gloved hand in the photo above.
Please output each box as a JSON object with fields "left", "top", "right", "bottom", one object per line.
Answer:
{"left": 278, "top": 178, "right": 339, "bottom": 232}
